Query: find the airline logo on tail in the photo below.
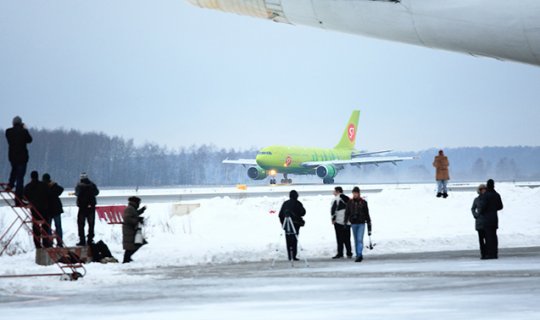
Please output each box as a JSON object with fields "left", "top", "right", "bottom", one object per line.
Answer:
{"left": 335, "top": 110, "right": 360, "bottom": 150}
{"left": 348, "top": 124, "right": 356, "bottom": 142}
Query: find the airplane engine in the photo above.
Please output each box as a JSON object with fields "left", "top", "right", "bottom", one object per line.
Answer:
{"left": 247, "top": 166, "right": 267, "bottom": 180}
{"left": 316, "top": 165, "right": 337, "bottom": 179}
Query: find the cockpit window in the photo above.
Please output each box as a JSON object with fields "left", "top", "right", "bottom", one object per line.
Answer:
{"left": 257, "top": 151, "right": 272, "bottom": 155}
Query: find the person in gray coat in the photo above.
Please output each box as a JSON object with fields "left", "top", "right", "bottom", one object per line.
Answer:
{"left": 122, "top": 196, "right": 146, "bottom": 263}
{"left": 471, "top": 184, "right": 487, "bottom": 259}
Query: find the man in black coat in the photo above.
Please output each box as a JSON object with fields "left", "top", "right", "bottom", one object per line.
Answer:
{"left": 75, "top": 172, "right": 99, "bottom": 246}
{"left": 278, "top": 190, "right": 306, "bottom": 261}
{"left": 331, "top": 186, "right": 352, "bottom": 259}
{"left": 43, "top": 173, "right": 65, "bottom": 247}
{"left": 471, "top": 184, "right": 487, "bottom": 259}
{"left": 5, "top": 116, "right": 32, "bottom": 202}
{"left": 24, "top": 171, "right": 51, "bottom": 248}
{"left": 479, "top": 179, "right": 503, "bottom": 259}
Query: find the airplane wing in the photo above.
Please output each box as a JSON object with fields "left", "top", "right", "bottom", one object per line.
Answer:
{"left": 301, "top": 156, "right": 416, "bottom": 168}
{"left": 222, "top": 159, "right": 257, "bottom": 166}
{"left": 351, "top": 150, "right": 392, "bottom": 157}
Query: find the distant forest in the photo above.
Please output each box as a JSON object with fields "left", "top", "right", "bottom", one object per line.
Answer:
{"left": 1, "top": 128, "right": 539, "bottom": 187}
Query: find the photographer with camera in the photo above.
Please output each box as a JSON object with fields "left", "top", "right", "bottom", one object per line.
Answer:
{"left": 345, "top": 187, "right": 372, "bottom": 262}
{"left": 122, "top": 196, "right": 147, "bottom": 263}
{"left": 278, "top": 190, "right": 306, "bottom": 261}
{"left": 5, "top": 116, "right": 32, "bottom": 204}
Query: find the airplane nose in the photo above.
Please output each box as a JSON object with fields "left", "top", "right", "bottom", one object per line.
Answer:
{"left": 186, "top": 0, "right": 280, "bottom": 20}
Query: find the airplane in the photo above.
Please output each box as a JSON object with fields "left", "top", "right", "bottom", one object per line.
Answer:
{"left": 223, "top": 110, "right": 414, "bottom": 184}
{"left": 187, "top": 0, "right": 540, "bottom": 66}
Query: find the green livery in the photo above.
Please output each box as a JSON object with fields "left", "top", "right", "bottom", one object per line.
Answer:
{"left": 223, "top": 110, "right": 412, "bottom": 184}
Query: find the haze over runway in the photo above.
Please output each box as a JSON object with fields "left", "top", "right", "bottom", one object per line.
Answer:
{"left": 1, "top": 1, "right": 540, "bottom": 151}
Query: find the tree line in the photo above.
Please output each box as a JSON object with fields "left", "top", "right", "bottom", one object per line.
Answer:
{"left": 1, "top": 128, "right": 539, "bottom": 187}
{"left": 0, "top": 128, "right": 256, "bottom": 188}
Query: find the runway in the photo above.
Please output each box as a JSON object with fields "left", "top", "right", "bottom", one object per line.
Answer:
{"left": 3, "top": 181, "right": 536, "bottom": 207}
{"left": 1, "top": 247, "right": 539, "bottom": 319}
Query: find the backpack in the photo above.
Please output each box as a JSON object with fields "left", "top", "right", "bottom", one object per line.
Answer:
{"left": 90, "top": 240, "right": 114, "bottom": 262}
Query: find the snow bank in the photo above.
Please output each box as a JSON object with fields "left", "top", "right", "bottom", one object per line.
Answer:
{"left": 1, "top": 183, "right": 539, "bottom": 275}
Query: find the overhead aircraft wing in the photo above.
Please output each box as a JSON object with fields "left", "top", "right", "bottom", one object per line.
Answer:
{"left": 222, "top": 159, "right": 257, "bottom": 167}
{"left": 301, "top": 156, "right": 416, "bottom": 168}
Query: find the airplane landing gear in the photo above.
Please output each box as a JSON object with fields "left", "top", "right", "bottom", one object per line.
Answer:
{"left": 323, "top": 177, "right": 335, "bottom": 184}
{"left": 281, "top": 174, "right": 292, "bottom": 184}
{"left": 270, "top": 178, "right": 277, "bottom": 185}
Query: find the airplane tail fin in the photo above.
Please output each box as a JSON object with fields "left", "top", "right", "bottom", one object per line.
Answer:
{"left": 335, "top": 110, "right": 360, "bottom": 150}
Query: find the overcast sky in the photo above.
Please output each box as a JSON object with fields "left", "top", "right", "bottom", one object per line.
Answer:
{"left": 1, "top": 0, "right": 539, "bottom": 152}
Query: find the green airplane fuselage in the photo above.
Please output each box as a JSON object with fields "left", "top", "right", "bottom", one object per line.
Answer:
{"left": 256, "top": 145, "right": 353, "bottom": 175}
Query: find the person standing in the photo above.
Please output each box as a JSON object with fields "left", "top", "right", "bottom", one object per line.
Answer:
{"left": 122, "top": 196, "right": 146, "bottom": 263}
{"left": 479, "top": 179, "right": 503, "bottom": 259}
{"left": 278, "top": 190, "right": 306, "bottom": 261}
{"left": 331, "top": 186, "right": 352, "bottom": 259}
{"left": 5, "top": 116, "right": 32, "bottom": 204}
{"left": 23, "top": 171, "right": 51, "bottom": 248}
{"left": 471, "top": 184, "right": 487, "bottom": 259}
{"left": 345, "top": 186, "right": 372, "bottom": 262}
{"left": 433, "top": 149, "right": 450, "bottom": 198}
{"left": 43, "top": 173, "right": 65, "bottom": 247}
{"left": 75, "top": 172, "right": 99, "bottom": 246}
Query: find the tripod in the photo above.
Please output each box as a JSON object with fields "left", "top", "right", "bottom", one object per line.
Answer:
{"left": 271, "top": 216, "right": 309, "bottom": 268}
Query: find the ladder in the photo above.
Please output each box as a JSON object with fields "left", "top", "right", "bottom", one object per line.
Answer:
{"left": 0, "top": 182, "right": 86, "bottom": 280}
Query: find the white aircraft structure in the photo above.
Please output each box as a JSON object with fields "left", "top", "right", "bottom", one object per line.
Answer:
{"left": 186, "top": 0, "right": 540, "bottom": 66}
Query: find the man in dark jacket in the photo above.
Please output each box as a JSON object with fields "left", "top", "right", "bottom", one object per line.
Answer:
{"left": 43, "top": 173, "right": 65, "bottom": 247}
{"left": 75, "top": 172, "right": 99, "bottom": 246}
{"left": 331, "top": 186, "right": 352, "bottom": 259}
{"left": 278, "top": 190, "right": 306, "bottom": 261}
{"left": 24, "top": 171, "right": 51, "bottom": 248}
{"left": 122, "top": 196, "right": 146, "bottom": 263}
{"left": 478, "top": 179, "right": 503, "bottom": 259}
{"left": 5, "top": 116, "right": 32, "bottom": 202}
{"left": 471, "top": 184, "right": 487, "bottom": 259}
{"left": 345, "top": 186, "right": 372, "bottom": 262}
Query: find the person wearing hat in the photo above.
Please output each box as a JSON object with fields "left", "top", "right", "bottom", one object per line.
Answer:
{"left": 433, "top": 149, "right": 450, "bottom": 198}
{"left": 5, "top": 116, "right": 33, "bottom": 203}
{"left": 278, "top": 190, "right": 306, "bottom": 261}
{"left": 122, "top": 196, "right": 147, "bottom": 263}
{"left": 471, "top": 184, "right": 487, "bottom": 259}
{"left": 345, "top": 186, "right": 372, "bottom": 262}
{"left": 75, "top": 172, "right": 99, "bottom": 246}
{"left": 43, "top": 173, "right": 65, "bottom": 247}
{"left": 478, "top": 179, "right": 504, "bottom": 259}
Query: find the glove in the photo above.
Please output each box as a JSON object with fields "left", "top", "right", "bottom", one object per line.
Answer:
{"left": 368, "top": 223, "right": 372, "bottom": 236}
{"left": 138, "top": 217, "right": 144, "bottom": 223}
{"left": 138, "top": 206, "right": 147, "bottom": 214}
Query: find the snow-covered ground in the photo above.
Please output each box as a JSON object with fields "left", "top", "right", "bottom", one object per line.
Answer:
{"left": 1, "top": 182, "right": 539, "bottom": 319}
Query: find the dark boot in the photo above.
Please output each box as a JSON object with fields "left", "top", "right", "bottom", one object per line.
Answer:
{"left": 436, "top": 192, "right": 442, "bottom": 198}
{"left": 442, "top": 192, "right": 448, "bottom": 198}
{"left": 123, "top": 250, "right": 134, "bottom": 263}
